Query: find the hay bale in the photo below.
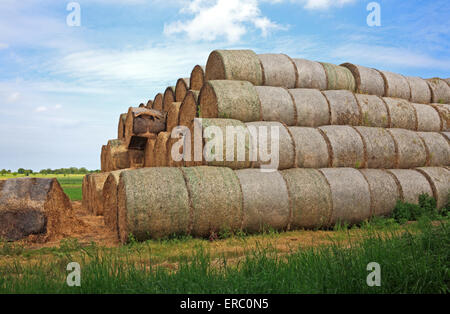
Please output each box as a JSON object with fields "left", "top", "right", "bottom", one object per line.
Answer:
{"left": 341, "top": 63, "right": 385, "bottom": 96}
{"left": 199, "top": 118, "right": 252, "bottom": 169}
{"left": 205, "top": 49, "right": 263, "bottom": 86}
{"left": 175, "top": 78, "right": 190, "bottom": 102}
{"left": 166, "top": 102, "right": 182, "bottom": 133}
{"left": 427, "top": 78, "right": 450, "bottom": 104}
{"left": 354, "top": 126, "right": 396, "bottom": 169}
{"left": 359, "top": 169, "right": 399, "bottom": 217}
{"left": 319, "top": 168, "right": 371, "bottom": 225}
{"left": 88, "top": 172, "right": 109, "bottom": 216}
{"left": 378, "top": 70, "right": 411, "bottom": 100}
{"left": 199, "top": 80, "right": 261, "bottom": 122}
{"left": 153, "top": 93, "right": 163, "bottom": 111}
{"left": 144, "top": 137, "right": 157, "bottom": 167}
{"left": 387, "top": 128, "right": 427, "bottom": 168}
{"left": 415, "top": 167, "right": 450, "bottom": 209}
{"left": 179, "top": 90, "right": 199, "bottom": 130}
{"left": 190, "top": 65, "right": 205, "bottom": 91}
{"left": 319, "top": 125, "right": 365, "bottom": 168}
{"left": 236, "top": 169, "right": 290, "bottom": 233}
{"left": 100, "top": 145, "right": 107, "bottom": 172}
{"left": 386, "top": 169, "right": 433, "bottom": 204}
{"left": 320, "top": 62, "right": 356, "bottom": 91}
{"left": 288, "top": 88, "right": 330, "bottom": 127}
{"left": 292, "top": 58, "right": 327, "bottom": 90}
{"left": 322, "top": 90, "right": 361, "bottom": 125}
{"left": 167, "top": 135, "right": 185, "bottom": 167}
{"left": 281, "top": 168, "right": 332, "bottom": 229}
{"left": 432, "top": 104, "right": 450, "bottom": 131}
{"left": 102, "top": 170, "right": 126, "bottom": 233}
{"left": 355, "top": 94, "right": 390, "bottom": 128}
{"left": 182, "top": 166, "right": 242, "bottom": 237}
{"left": 258, "top": 53, "right": 297, "bottom": 88}
{"left": 117, "top": 168, "right": 191, "bottom": 242}
{"left": 163, "top": 86, "right": 176, "bottom": 112}
{"left": 124, "top": 107, "right": 166, "bottom": 148}
{"left": 406, "top": 76, "right": 431, "bottom": 104}
{"left": 256, "top": 86, "right": 296, "bottom": 126}
{"left": 442, "top": 131, "right": 450, "bottom": 142}
{"left": 105, "top": 139, "right": 130, "bottom": 171}
{"left": 383, "top": 97, "right": 417, "bottom": 130}
{"left": 417, "top": 132, "right": 450, "bottom": 166}
{"left": 246, "top": 121, "right": 295, "bottom": 170}
{"left": 288, "top": 127, "right": 329, "bottom": 168}
{"left": 0, "top": 178, "right": 72, "bottom": 241}
{"left": 446, "top": 78, "right": 450, "bottom": 86}
{"left": 413, "top": 103, "right": 442, "bottom": 132}
{"left": 128, "top": 149, "right": 145, "bottom": 169}
{"left": 146, "top": 100, "right": 153, "bottom": 109}
{"left": 82, "top": 175, "right": 89, "bottom": 211}
{"left": 154, "top": 132, "right": 170, "bottom": 167}
{"left": 118, "top": 113, "right": 127, "bottom": 140}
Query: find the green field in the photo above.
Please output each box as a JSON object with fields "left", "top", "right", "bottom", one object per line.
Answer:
{"left": 0, "top": 174, "right": 84, "bottom": 201}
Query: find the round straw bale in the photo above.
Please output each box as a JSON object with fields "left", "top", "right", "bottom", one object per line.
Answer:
{"left": 117, "top": 168, "right": 191, "bottom": 242}
{"left": 154, "top": 132, "right": 170, "bottom": 167}
{"left": 319, "top": 168, "right": 371, "bottom": 225}
{"left": 153, "top": 93, "right": 163, "bottom": 111}
{"left": 190, "top": 65, "right": 205, "bottom": 91}
{"left": 322, "top": 90, "right": 361, "bottom": 125}
{"left": 144, "top": 137, "right": 157, "bottom": 167}
{"left": 378, "top": 70, "right": 411, "bottom": 100}
{"left": 415, "top": 167, "right": 450, "bottom": 209}
{"left": 163, "top": 86, "right": 176, "bottom": 112}
{"left": 292, "top": 58, "right": 327, "bottom": 90}
{"left": 118, "top": 113, "right": 127, "bottom": 140}
{"left": 446, "top": 78, "right": 450, "bottom": 86}
{"left": 319, "top": 125, "right": 365, "bottom": 168}
{"left": 101, "top": 145, "right": 107, "bottom": 172}
{"left": 320, "top": 62, "right": 356, "bottom": 91}
{"left": 199, "top": 80, "right": 261, "bottom": 122}
{"left": 353, "top": 126, "right": 396, "bottom": 169}
{"left": 413, "top": 103, "right": 442, "bottom": 132}
{"left": 82, "top": 175, "right": 89, "bottom": 211}
{"left": 258, "top": 53, "right": 297, "bottom": 88}
{"left": 417, "top": 132, "right": 450, "bottom": 166}
{"left": 128, "top": 149, "right": 144, "bottom": 169}
{"left": 166, "top": 102, "right": 182, "bottom": 133}
{"left": 106, "top": 139, "right": 130, "bottom": 171}
{"left": 246, "top": 121, "right": 295, "bottom": 170}
{"left": 138, "top": 103, "right": 145, "bottom": 108}
{"left": 406, "top": 76, "right": 431, "bottom": 104}
{"left": 200, "top": 118, "right": 252, "bottom": 169}
{"left": 103, "top": 170, "right": 126, "bottom": 232}
{"left": 288, "top": 127, "right": 329, "bottom": 168}
{"left": 205, "top": 50, "right": 263, "bottom": 86}
{"left": 236, "top": 169, "right": 290, "bottom": 233}
{"left": 167, "top": 135, "right": 185, "bottom": 167}
{"left": 341, "top": 63, "right": 384, "bottom": 96}
{"left": 431, "top": 103, "right": 450, "bottom": 131}
{"left": 355, "top": 94, "right": 389, "bottom": 128}
{"left": 256, "top": 86, "right": 296, "bottom": 126}
{"left": 88, "top": 172, "right": 109, "bottom": 216}
{"left": 386, "top": 128, "right": 427, "bottom": 168}
{"left": 386, "top": 169, "right": 433, "bottom": 204}
{"left": 383, "top": 97, "right": 417, "bottom": 130}
{"left": 281, "top": 168, "right": 332, "bottom": 229}
{"left": 359, "top": 169, "right": 399, "bottom": 218}
{"left": 179, "top": 90, "right": 199, "bottom": 128}
{"left": 442, "top": 131, "right": 450, "bottom": 142}
{"left": 427, "top": 78, "right": 450, "bottom": 104}
{"left": 288, "top": 88, "right": 330, "bottom": 127}
{"left": 181, "top": 166, "right": 242, "bottom": 237}
{"left": 175, "top": 78, "right": 190, "bottom": 102}
{"left": 146, "top": 100, "right": 153, "bottom": 109}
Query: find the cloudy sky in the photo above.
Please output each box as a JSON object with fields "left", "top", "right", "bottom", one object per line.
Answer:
{"left": 0, "top": 0, "right": 449, "bottom": 171}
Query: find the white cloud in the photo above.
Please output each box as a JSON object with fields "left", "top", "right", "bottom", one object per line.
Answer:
{"left": 294, "top": 0, "right": 357, "bottom": 10}
{"left": 7, "top": 92, "right": 20, "bottom": 103}
{"left": 35, "top": 106, "right": 48, "bottom": 112}
{"left": 164, "top": 0, "right": 282, "bottom": 42}
{"left": 54, "top": 104, "right": 62, "bottom": 109}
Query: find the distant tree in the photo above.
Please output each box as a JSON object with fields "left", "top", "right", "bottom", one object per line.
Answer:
{"left": 17, "top": 168, "right": 25, "bottom": 174}
{"left": 0, "top": 169, "right": 6, "bottom": 176}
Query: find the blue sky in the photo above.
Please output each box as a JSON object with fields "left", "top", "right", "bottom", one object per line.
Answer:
{"left": 0, "top": 0, "right": 449, "bottom": 171}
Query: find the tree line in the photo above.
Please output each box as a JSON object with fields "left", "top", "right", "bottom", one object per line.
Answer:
{"left": 0, "top": 167, "right": 99, "bottom": 176}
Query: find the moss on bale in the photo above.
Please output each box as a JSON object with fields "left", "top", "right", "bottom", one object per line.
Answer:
{"left": 319, "top": 168, "right": 371, "bottom": 225}
{"left": 236, "top": 169, "right": 290, "bottom": 233}
{"left": 386, "top": 169, "right": 433, "bottom": 204}
{"left": 258, "top": 53, "right": 297, "bottom": 88}
{"left": 322, "top": 90, "right": 361, "bottom": 126}
{"left": 288, "top": 88, "right": 330, "bottom": 127}
{"left": 257, "top": 86, "right": 296, "bottom": 126}
{"left": 383, "top": 97, "right": 417, "bottom": 130}
{"left": 413, "top": 103, "right": 442, "bottom": 132}
{"left": 320, "top": 62, "right": 356, "bottom": 91}
{"left": 153, "top": 93, "right": 163, "bottom": 112}
{"left": 406, "top": 76, "right": 432, "bottom": 104}
{"left": 354, "top": 94, "right": 390, "bottom": 128}
{"left": 190, "top": 65, "right": 205, "bottom": 91}
{"left": 341, "top": 63, "right": 384, "bottom": 96}
{"left": 103, "top": 170, "right": 126, "bottom": 233}
{"left": 288, "top": 127, "right": 330, "bottom": 168}
{"left": 354, "top": 126, "right": 396, "bottom": 169}
{"left": 281, "top": 168, "right": 332, "bottom": 229}
{"left": 417, "top": 132, "right": 450, "bottom": 166}
{"left": 378, "top": 70, "right": 411, "bottom": 100}
{"left": 199, "top": 80, "right": 261, "bottom": 122}
{"left": 360, "top": 169, "right": 399, "bottom": 218}
{"left": 181, "top": 166, "right": 242, "bottom": 237}
{"left": 166, "top": 102, "right": 182, "bottom": 133}
{"left": 292, "top": 58, "right": 327, "bottom": 90}
{"left": 319, "top": 125, "right": 365, "bottom": 168}
{"left": 415, "top": 167, "right": 450, "bottom": 209}
{"left": 431, "top": 103, "right": 450, "bottom": 131}
{"left": 427, "top": 78, "right": 450, "bottom": 104}
{"left": 175, "top": 78, "right": 190, "bottom": 102}
{"left": 117, "top": 168, "right": 191, "bottom": 243}
{"left": 154, "top": 132, "right": 171, "bottom": 167}
{"left": 205, "top": 50, "right": 263, "bottom": 86}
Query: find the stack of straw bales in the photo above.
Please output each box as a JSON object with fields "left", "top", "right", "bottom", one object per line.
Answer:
{"left": 82, "top": 49, "right": 449, "bottom": 243}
